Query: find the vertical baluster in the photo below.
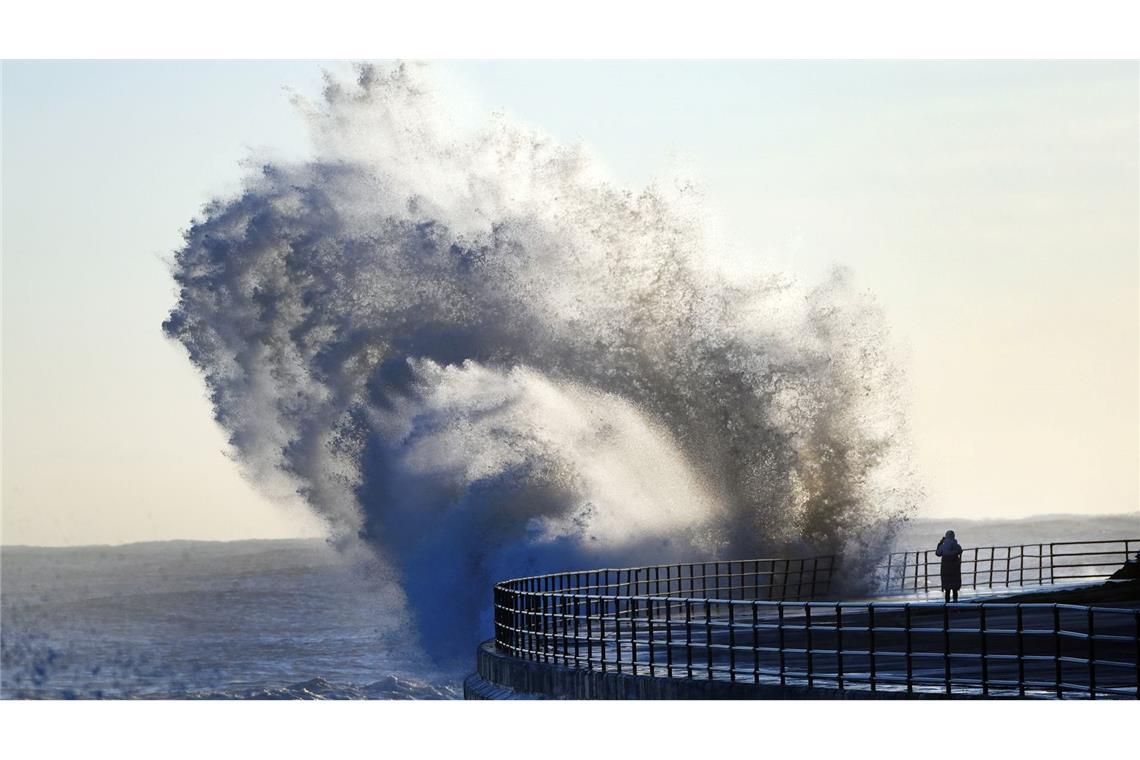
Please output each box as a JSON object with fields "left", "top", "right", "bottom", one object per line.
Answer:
{"left": 904, "top": 604, "right": 913, "bottom": 695}
{"left": 599, "top": 596, "right": 607, "bottom": 674}
{"left": 615, "top": 597, "right": 624, "bottom": 674}
{"left": 1087, "top": 607, "right": 1096, "bottom": 699}
{"left": 586, "top": 595, "right": 594, "bottom": 668}
{"left": 629, "top": 597, "right": 638, "bottom": 676}
{"left": 541, "top": 589, "right": 549, "bottom": 663}
{"left": 1016, "top": 605, "right": 1025, "bottom": 697}
{"left": 778, "top": 602, "right": 786, "bottom": 686}
{"left": 1134, "top": 610, "right": 1139, "bottom": 700}
{"left": 752, "top": 600, "right": 760, "bottom": 685}
{"left": 665, "top": 593, "right": 673, "bottom": 678}
{"left": 705, "top": 599, "right": 713, "bottom": 680}
{"left": 685, "top": 598, "right": 693, "bottom": 679}
{"left": 560, "top": 590, "right": 568, "bottom": 666}
{"left": 647, "top": 597, "right": 656, "bottom": 677}
{"left": 943, "top": 602, "right": 952, "bottom": 695}
{"left": 1053, "top": 604, "right": 1063, "bottom": 699}
{"left": 835, "top": 603, "right": 844, "bottom": 690}
{"left": 728, "top": 602, "right": 737, "bottom": 682}
{"left": 980, "top": 605, "right": 988, "bottom": 696}
{"left": 805, "top": 603, "right": 814, "bottom": 688}
{"left": 868, "top": 603, "right": 877, "bottom": 692}
{"left": 573, "top": 595, "right": 580, "bottom": 666}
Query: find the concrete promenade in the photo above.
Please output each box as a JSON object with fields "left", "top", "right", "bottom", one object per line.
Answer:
{"left": 467, "top": 584, "right": 1140, "bottom": 699}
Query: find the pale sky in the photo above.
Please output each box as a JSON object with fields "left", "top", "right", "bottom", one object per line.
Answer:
{"left": 2, "top": 61, "right": 1137, "bottom": 546}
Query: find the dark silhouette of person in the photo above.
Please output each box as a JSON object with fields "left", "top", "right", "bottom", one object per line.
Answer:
{"left": 936, "top": 530, "right": 963, "bottom": 602}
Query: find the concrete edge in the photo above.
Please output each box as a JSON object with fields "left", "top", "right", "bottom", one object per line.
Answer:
{"left": 467, "top": 640, "right": 976, "bottom": 700}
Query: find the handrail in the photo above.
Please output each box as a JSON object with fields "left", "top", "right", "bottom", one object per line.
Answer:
{"left": 491, "top": 542, "right": 1140, "bottom": 699}
{"left": 879, "top": 538, "right": 1139, "bottom": 595}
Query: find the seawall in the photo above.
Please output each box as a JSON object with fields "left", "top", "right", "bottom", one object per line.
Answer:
{"left": 463, "top": 641, "right": 961, "bottom": 700}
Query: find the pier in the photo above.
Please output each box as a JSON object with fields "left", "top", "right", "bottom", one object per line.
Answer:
{"left": 465, "top": 538, "right": 1140, "bottom": 699}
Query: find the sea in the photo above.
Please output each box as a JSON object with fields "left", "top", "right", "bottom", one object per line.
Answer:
{"left": 2, "top": 512, "right": 1136, "bottom": 699}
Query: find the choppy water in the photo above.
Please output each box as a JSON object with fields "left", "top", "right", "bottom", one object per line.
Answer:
{"left": 1, "top": 539, "right": 460, "bottom": 699}
{"left": 4, "top": 513, "right": 1134, "bottom": 699}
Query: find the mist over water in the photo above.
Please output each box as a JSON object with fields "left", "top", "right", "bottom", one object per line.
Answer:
{"left": 164, "top": 63, "right": 917, "bottom": 663}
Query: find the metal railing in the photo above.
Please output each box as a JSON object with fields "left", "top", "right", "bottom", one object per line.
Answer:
{"left": 492, "top": 553, "right": 1140, "bottom": 699}
{"left": 879, "top": 539, "right": 1139, "bottom": 595}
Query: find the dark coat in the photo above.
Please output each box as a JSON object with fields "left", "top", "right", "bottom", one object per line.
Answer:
{"left": 936, "top": 538, "right": 963, "bottom": 591}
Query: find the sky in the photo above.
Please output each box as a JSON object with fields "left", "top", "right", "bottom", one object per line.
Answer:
{"left": 2, "top": 60, "right": 1137, "bottom": 546}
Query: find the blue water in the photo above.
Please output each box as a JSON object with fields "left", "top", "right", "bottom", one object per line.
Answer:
{"left": 0, "top": 539, "right": 461, "bottom": 699}
{"left": 4, "top": 513, "right": 1135, "bottom": 699}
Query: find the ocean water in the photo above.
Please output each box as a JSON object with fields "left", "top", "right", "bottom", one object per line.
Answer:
{"left": 4, "top": 513, "right": 1134, "bottom": 699}
{"left": 0, "top": 539, "right": 461, "bottom": 699}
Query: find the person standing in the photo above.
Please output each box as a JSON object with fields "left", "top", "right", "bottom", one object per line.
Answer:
{"left": 936, "top": 530, "right": 963, "bottom": 603}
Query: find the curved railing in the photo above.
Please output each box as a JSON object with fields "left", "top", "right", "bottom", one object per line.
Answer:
{"left": 492, "top": 548, "right": 1140, "bottom": 699}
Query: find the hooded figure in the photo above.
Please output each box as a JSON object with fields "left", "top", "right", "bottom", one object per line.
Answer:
{"left": 935, "top": 530, "right": 963, "bottom": 602}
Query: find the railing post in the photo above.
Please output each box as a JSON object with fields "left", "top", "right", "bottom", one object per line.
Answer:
{"left": 728, "top": 602, "right": 737, "bottom": 682}
{"left": 805, "top": 603, "right": 814, "bottom": 689}
{"left": 835, "top": 603, "right": 844, "bottom": 690}
{"left": 561, "top": 591, "right": 569, "bottom": 666}
{"left": 1016, "top": 605, "right": 1025, "bottom": 697}
{"left": 541, "top": 590, "right": 549, "bottom": 663}
{"left": 586, "top": 595, "right": 594, "bottom": 667}
{"left": 685, "top": 598, "right": 693, "bottom": 679}
{"left": 904, "top": 604, "right": 913, "bottom": 694}
{"left": 778, "top": 602, "right": 786, "bottom": 686}
{"left": 1053, "top": 604, "right": 1063, "bottom": 699}
{"left": 868, "top": 603, "right": 877, "bottom": 692}
{"left": 885, "top": 553, "right": 894, "bottom": 594}
{"left": 1049, "top": 544, "right": 1056, "bottom": 585}
{"left": 647, "top": 597, "right": 656, "bottom": 677}
{"left": 615, "top": 598, "right": 624, "bottom": 674}
{"left": 943, "top": 602, "right": 952, "bottom": 695}
{"left": 980, "top": 605, "right": 988, "bottom": 696}
{"left": 599, "top": 597, "right": 607, "bottom": 674}
{"left": 705, "top": 599, "right": 713, "bottom": 680}
{"left": 1087, "top": 607, "right": 1096, "bottom": 699}
{"left": 573, "top": 595, "right": 581, "bottom": 666}
{"left": 752, "top": 601, "right": 760, "bottom": 684}
{"left": 665, "top": 594, "right": 674, "bottom": 678}
{"left": 630, "top": 597, "right": 638, "bottom": 676}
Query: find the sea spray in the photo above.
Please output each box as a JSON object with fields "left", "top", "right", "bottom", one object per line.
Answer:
{"left": 164, "top": 62, "right": 917, "bottom": 664}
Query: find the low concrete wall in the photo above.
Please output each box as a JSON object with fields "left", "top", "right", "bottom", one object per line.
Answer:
{"left": 465, "top": 641, "right": 960, "bottom": 700}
